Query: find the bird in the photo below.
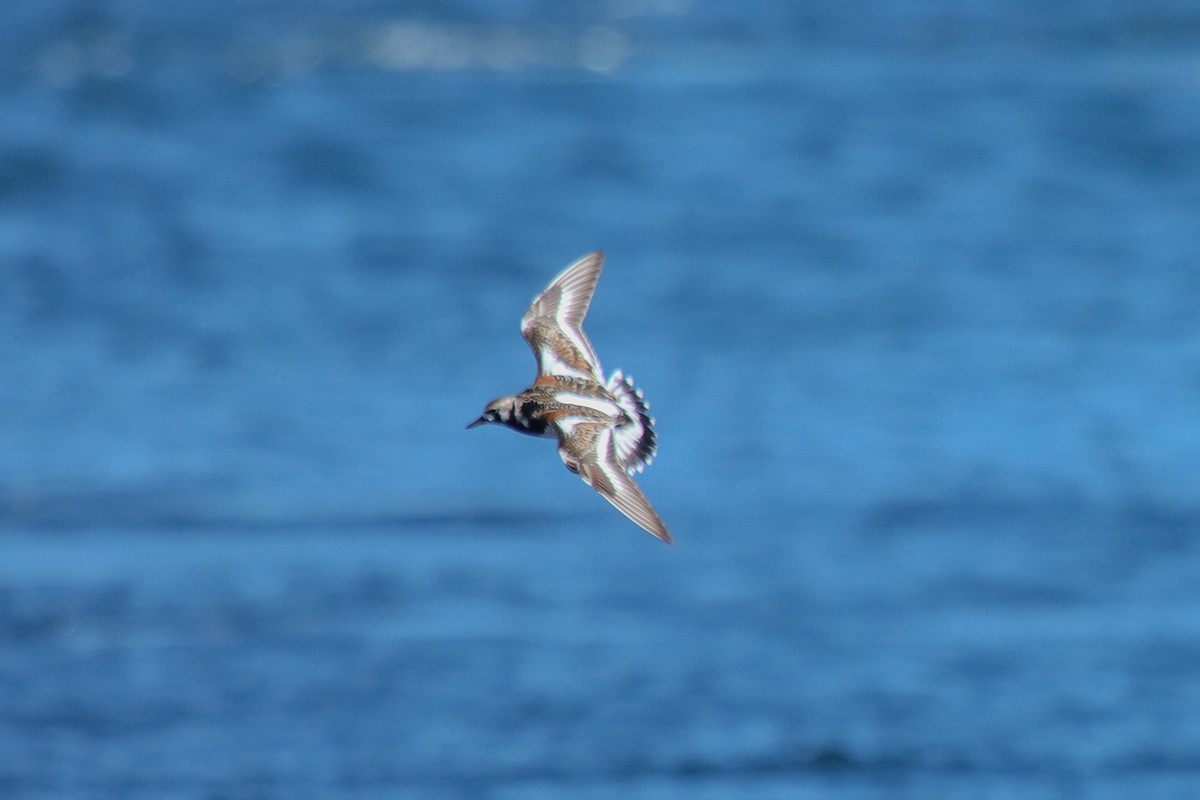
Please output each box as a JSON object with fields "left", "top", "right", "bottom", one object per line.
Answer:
{"left": 467, "top": 251, "right": 672, "bottom": 543}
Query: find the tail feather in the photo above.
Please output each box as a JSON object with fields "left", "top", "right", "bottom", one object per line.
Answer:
{"left": 607, "top": 370, "right": 658, "bottom": 475}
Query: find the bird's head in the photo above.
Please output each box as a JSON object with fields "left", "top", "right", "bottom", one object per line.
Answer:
{"left": 466, "top": 396, "right": 517, "bottom": 429}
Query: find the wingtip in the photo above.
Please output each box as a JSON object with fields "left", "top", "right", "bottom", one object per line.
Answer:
{"left": 574, "top": 250, "right": 605, "bottom": 273}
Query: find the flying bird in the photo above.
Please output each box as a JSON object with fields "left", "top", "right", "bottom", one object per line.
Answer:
{"left": 468, "top": 251, "right": 672, "bottom": 543}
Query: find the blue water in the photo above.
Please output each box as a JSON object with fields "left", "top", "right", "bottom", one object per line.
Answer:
{"left": 2, "top": 1, "right": 1200, "bottom": 797}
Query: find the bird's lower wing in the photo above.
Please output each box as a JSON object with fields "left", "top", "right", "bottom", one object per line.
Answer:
{"left": 570, "top": 427, "right": 672, "bottom": 544}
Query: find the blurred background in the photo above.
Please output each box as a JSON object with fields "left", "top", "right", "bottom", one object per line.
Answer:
{"left": 2, "top": 1, "right": 1199, "bottom": 798}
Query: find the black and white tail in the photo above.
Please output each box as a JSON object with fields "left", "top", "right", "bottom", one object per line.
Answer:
{"left": 607, "top": 370, "right": 658, "bottom": 475}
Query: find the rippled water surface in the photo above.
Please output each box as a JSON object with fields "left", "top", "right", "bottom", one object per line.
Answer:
{"left": 2, "top": 1, "right": 1199, "bottom": 797}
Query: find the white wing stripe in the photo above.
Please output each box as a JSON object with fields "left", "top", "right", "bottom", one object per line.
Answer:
{"left": 582, "top": 427, "right": 671, "bottom": 543}
{"left": 555, "top": 393, "right": 621, "bottom": 416}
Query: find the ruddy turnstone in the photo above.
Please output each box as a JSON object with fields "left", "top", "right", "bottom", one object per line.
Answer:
{"left": 468, "top": 251, "right": 672, "bottom": 543}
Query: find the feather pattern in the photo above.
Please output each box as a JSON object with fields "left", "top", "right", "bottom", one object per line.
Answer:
{"left": 606, "top": 370, "right": 657, "bottom": 475}
{"left": 521, "top": 251, "right": 605, "bottom": 383}
{"left": 469, "top": 252, "right": 672, "bottom": 543}
{"left": 557, "top": 422, "right": 672, "bottom": 544}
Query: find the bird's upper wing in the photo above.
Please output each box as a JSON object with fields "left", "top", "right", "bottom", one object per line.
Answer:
{"left": 560, "top": 422, "right": 672, "bottom": 544}
{"left": 521, "top": 251, "right": 605, "bottom": 383}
